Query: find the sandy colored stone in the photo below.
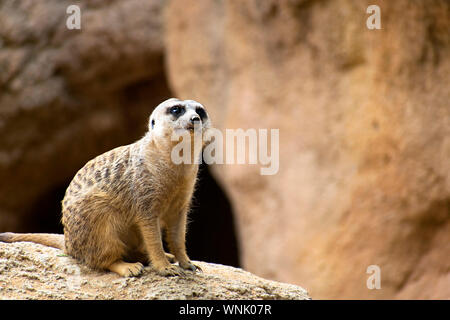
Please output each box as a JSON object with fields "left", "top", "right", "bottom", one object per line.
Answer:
{"left": 0, "top": 242, "right": 310, "bottom": 300}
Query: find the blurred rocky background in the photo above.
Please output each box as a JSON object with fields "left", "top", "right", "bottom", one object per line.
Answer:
{"left": 0, "top": 0, "right": 448, "bottom": 299}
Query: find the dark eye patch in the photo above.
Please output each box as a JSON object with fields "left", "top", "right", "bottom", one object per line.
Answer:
{"left": 151, "top": 119, "right": 155, "bottom": 129}
{"left": 195, "top": 107, "right": 208, "bottom": 121}
{"left": 167, "top": 105, "right": 185, "bottom": 118}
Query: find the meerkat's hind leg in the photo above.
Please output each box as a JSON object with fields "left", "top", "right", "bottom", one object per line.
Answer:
{"left": 73, "top": 198, "right": 144, "bottom": 277}
{"left": 108, "top": 261, "right": 144, "bottom": 277}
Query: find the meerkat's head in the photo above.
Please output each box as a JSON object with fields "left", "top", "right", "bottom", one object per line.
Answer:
{"left": 149, "top": 98, "right": 211, "bottom": 140}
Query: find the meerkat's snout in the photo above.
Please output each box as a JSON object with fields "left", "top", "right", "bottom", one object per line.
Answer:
{"left": 186, "top": 114, "right": 202, "bottom": 131}
{"left": 190, "top": 115, "right": 201, "bottom": 124}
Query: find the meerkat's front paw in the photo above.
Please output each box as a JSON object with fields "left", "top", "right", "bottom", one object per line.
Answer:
{"left": 155, "top": 264, "right": 186, "bottom": 277}
{"left": 179, "top": 261, "right": 202, "bottom": 272}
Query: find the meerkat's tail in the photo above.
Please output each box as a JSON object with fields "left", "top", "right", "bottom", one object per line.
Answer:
{"left": 0, "top": 232, "right": 64, "bottom": 250}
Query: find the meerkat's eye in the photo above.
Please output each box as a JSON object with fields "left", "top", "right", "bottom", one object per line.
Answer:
{"left": 151, "top": 119, "right": 155, "bottom": 129}
{"left": 168, "top": 105, "right": 185, "bottom": 118}
{"left": 195, "top": 107, "right": 207, "bottom": 121}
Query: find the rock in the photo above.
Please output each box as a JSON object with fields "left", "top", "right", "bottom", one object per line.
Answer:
{"left": 166, "top": 0, "right": 450, "bottom": 299}
{"left": 0, "top": 242, "right": 310, "bottom": 300}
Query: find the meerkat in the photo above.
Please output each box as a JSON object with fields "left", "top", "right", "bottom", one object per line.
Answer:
{"left": 0, "top": 98, "right": 211, "bottom": 277}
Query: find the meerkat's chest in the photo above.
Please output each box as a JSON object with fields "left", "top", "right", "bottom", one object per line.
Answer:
{"left": 159, "top": 174, "right": 197, "bottom": 215}
{"left": 132, "top": 162, "right": 198, "bottom": 217}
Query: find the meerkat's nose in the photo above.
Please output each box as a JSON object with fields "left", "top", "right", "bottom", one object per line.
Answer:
{"left": 190, "top": 115, "right": 201, "bottom": 124}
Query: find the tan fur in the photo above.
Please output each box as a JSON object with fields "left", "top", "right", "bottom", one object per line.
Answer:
{"left": 0, "top": 98, "right": 211, "bottom": 277}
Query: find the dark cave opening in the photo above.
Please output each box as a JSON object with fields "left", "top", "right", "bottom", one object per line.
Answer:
{"left": 25, "top": 183, "right": 67, "bottom": 235}
{"left": 186, "top": 163, "right": 240, "bottom": 267}
{"left": 25, "top": 164, "right": 240, "bottom": 268}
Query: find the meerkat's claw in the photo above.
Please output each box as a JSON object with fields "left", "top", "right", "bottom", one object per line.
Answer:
{"left": 156, "top": 264, "right": 186, "bottom": 277}
{"left": 193, "top": 264, "right": 203, "bottom": 272}
{"left": 180, "top": 261, "right": 202, "bottom": 272}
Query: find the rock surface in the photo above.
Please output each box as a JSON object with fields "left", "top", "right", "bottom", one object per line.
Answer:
{"left": 0, "top": 242, "right": 309, "bottom": 300}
